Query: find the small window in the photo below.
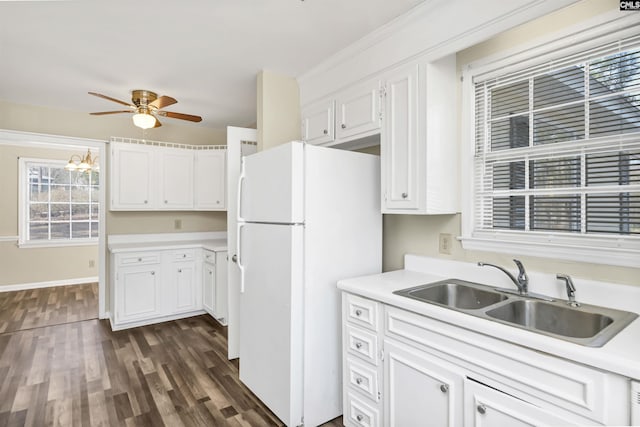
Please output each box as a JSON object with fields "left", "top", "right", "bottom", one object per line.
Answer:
{"left": 20, "top": 158, "right": 99, "bottom": 246}
{"left": 463, "top": 30, "right": 640, "bottom": 266}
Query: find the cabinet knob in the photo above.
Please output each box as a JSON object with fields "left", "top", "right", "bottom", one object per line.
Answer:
{"left": 231, "top": 254, "right": 238, "bottom": 263}
{"left": 151, "top": 271, "right": 155, "bottom": 275}
{"left": 477, "top": 404, "right": 486, "bottom": 415}
{"left": 402, "top": 192, "right": 408, "bottom": 199}
{"left": 178, "top": 269, "right": 182, "bottom": 273}
{"left": 355, "top": 309, "right": 362, "bottom": 317}
{"left": 323, "top": 129, "right": 328, "bottom": 135}
{"left": 356, "top": 414, "right": 364, "bottom": 422}
{"left": 183, "top": 254, "right": 187, "bottom": 258}
{"left": 144, "top": 200, "right": 148, "bottom": 204}
{"left": 355, "top": 377, "right": 363, "bottom": 385}
{"left": 440, "top": 384, "right": 449, "bottom": 393}
{"left": 216, "top": 201, "right": 220, "bottom": 204}
{"left": 164, "top": 200, "right": 168, "bottom": 204}
{"left": 355, "top": 341, "right": 363, "bottom": 349}
{"left": 341, "top": 123, "right": 346, "bottom": 129}
{"left": 138, "top": 258, "right": 142, "bottom": 262}
{"left": 209, "top": 271, "right": 213, "bottom": 275}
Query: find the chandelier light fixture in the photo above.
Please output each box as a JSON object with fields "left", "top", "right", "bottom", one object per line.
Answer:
{"left": 65, "top": 149, "right": 100, "bottom": 172}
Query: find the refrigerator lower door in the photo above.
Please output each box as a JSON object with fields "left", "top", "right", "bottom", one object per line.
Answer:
{"left": 239, "top": 222, "right": 304, "bottom": 427}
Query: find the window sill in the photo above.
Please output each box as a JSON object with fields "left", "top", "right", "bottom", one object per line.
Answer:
{"left": 18, "top": 239, "right": 98, "bottom": 249}
{"left": 460, "top": 233, "right": 640, "bottom": 268}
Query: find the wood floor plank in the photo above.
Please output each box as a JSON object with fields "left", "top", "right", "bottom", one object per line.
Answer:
{"left": 0, "top": 284, "right": 344, "bottom": 426}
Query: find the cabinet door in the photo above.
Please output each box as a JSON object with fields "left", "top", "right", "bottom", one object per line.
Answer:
{"left": 382, "top": 63, "right": 420, "bottom": 211}
{"left": 160, "top": 148, "right": 194, "bottom": 209}
{"left": 464, "top": 379, "right": 579, "bottom": 427}
{"left": 202, "top": 262, "right": 215, "bottom": 316}
{"left": 384, "top": 339, "right": 463, "bottom": 427}
{"left": 336, "top": 80, "right": 381, "bottom": 141}
{"left": 302, "top": 99, "right": 335, "bottom": 145}
{"left": 111, "top": 143, "right": 155, "bottom": 210}
{"left": 171, "top": 261, "right": 198, "bottom": 313}
{"left": 117, "top": 265, "right": 162, "bottom": 322}
{"left": 194, "top": 150, "right": 226, "bottom": 210}
{"left": 214, "top": 251, "right": 228, "bottom": 324}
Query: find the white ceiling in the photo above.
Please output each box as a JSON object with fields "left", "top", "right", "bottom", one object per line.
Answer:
{"left": 0, "top": 0, "right": 425, "bottom": 129}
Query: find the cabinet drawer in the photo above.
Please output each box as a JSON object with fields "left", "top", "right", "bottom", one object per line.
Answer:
{"left": 345, "top": 392, "right": 380, "bottom": 427}
{"left": 347, "top": 357, "right": 379, "bottom": 402}
{"left": 202, "top": 250, "right": 216, "bottom": 264}
{"left": 346, "top": 293, "right": 379, "bottom": 331}
{"left": 172, "top": 249, "right": 196, "bottom": 261}
{"left": 117, "top": 252, "right": 161, "bottom": 267}
{"left": 346, "top": 325, "right": 378, "bottom": 365}
{"left": 385, "top": 305, "right": 626, "bottom": 424}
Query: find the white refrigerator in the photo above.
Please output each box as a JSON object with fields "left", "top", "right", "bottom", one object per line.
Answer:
{"left": 237, "top": 141, "right": 381, "bottom": 427}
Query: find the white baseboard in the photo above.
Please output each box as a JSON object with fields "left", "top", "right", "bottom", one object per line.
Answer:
{"left": 109, "top": 309, "right": 207, "bottom": 331}
{"left": 0, "top": 276, "right": 98, "bottom": 292}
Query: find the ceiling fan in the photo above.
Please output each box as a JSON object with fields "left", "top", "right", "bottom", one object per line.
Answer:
{"left": 89, "top": 89, "right": 202, "bottom": 129}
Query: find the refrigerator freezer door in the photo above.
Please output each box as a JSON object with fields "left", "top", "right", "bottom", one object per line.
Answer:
{"left": 238, "top": 222, "right": 304, "bottom": 427}
{"left": 239, "top": 141, "right": 304, "bottom": 224}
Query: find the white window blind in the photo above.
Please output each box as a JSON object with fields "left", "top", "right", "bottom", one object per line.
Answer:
{"left": 473, "top": 36, "right": 640, "bottom": 248}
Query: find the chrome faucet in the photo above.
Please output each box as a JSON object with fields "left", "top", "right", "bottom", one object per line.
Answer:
{"left": 557, "top": 274, "right": 580, "bottom": 307}
{"left": 478, "top": 259, "right": 529, "bottom": 295}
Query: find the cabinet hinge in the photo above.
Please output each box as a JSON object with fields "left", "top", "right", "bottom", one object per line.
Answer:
{"left": 378, "top": 391, "right": 381, "bottom": 401}
{"left": 379, "top": 87, "right": 387, "bottom": 98}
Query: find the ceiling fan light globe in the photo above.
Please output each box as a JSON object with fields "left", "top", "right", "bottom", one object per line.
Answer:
{"left": 65, "top": 160, "right": 77, "bottom": 171}
{"left": 133, "top": 113, "right": 156, "bottom": 129}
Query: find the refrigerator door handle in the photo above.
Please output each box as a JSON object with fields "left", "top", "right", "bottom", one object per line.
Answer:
{"left": 237, "top": 158, "right": 246, "bottom": 222}
{"left": 237, "top": 223, "right": 245, "bottom": 293}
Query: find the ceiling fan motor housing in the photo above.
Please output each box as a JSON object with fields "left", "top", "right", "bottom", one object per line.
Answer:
{"left": 131, "top": 89, "right": 158, "bottom": 107}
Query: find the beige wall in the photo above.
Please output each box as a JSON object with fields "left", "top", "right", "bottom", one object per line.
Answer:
{"left": 257, "top": 70, "right": 301, "bottom": 151}
{"left": 385, "top": 0, "right": 639, "bottom": 286}
{"left": 0, "top": 144, "right": 99, "bottom": 286}
{"left": 0, "top": 100, "right": 229, "bottom": 287}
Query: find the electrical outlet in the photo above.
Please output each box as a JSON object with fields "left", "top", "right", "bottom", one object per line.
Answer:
{"left": 88, "top": 259, "right": 95, "bottom": 268}
{"left": 439, "top": 233, "right": 452, "bottom": 255}
{"left": 174, "top": 219, "right": 182, "bottom": 230}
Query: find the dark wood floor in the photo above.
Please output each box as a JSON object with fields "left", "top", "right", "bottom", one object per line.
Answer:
{"left": 0, "top": 285, "right": 343, "bottom": 426}
{"left": 0, "top": 283, "right": 98, "bottom": 334}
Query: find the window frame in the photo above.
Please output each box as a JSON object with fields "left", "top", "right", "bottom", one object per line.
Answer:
{"left": 18, "top": 157, "right": 99, "bottom": 248}
{"left": 460, "top": 13, "right": 640, "bottom": 268}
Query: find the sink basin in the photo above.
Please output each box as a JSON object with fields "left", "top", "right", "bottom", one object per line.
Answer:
{"left": 393, "top": 279, "right": 507, "bottom": 310}
{"left": 393, "top": 278, "right": 638, "bottom": 347}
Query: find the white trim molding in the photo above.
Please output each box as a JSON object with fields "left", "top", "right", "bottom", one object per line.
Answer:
{"left": 0, "top": 276, "right": 99, "bottom": 293}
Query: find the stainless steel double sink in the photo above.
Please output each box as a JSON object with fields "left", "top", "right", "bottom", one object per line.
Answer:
{"left": 393, "top": 279, "right": 638, "bottom": 347}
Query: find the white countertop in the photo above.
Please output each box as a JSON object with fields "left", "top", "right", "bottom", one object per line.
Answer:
{"left": 108, "top": 232, "right": 227, "bottom": 253}
{"left": 337, "top": 256, "right": 640, "bottom": 380}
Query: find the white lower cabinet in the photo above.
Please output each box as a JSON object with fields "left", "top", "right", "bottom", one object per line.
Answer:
{"left": 341, "top": 292, "right": 632, "bottom": 427}
{"left": 384, "top": 339, "right": 463, "bottom": 427}
{"left": 111, "top": 246, "right": 227, "bottom": 330}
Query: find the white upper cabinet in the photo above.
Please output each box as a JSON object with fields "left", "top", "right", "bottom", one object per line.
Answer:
{"left": 111, "top": 143, "right": 155, "bottom": 209}
{"left": 194, "top": 150, "right": 226, "bottom": 210}
{"left": 110, "top": 141, "right": 226, "bottom": 211}
{"left": 160, "top": 148, "right": 194, "bottom": 209}
{"left": 381, "top": 55, "right": 458, "bottom": 214}
{"left": 335, "top": 79, "right": 382, "bottom": 141}
{"left": 302, "top": 99, "right": 335, "bottom": 145}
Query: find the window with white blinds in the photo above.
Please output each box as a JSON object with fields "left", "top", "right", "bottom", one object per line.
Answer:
{"left": 472, "top": 35, "right": 640, "bottom": 251}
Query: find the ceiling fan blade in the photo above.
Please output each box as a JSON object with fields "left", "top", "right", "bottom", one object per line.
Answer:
{"left": 153, "top": 117, "right": 162, "bottom": 128}
{"left": 149, "top": 96, "right": 177, "bottom": 110}
{"left": 90, "top": 110, "right": 134, "bottom": 115}
{"left": 88, "top": 91, "right": 134, "bottom": 107}
{"left": 157, "top": 110, "right": 202, "bottom": 122}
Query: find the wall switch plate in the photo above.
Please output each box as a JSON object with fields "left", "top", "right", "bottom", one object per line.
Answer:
{"left": 439, "top": 233, "right": 452, "bottom": 255}
{"left": 88, "top": 259, "right": 95, "bottom": 268}
{"left": 174, "top": 219, "right": 182, "bottom": 230}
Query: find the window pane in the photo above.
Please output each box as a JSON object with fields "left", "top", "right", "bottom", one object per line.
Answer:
{"left": 71, "top": 185, "right": 90, "bottom": 202}
{"left": 533, "top": 104, "right": 584, "bottom": 145}
{"left": 530, "top": 195, "right": 581, "bottom": 232}
{"left": 492, "top": 161, "right": 525, "bottom": 190}
{"left": 493, "top": 196, "right": 525, "bottom": 230}
{"left": 587, "top": 151, "right": 640, "bottom": 186}
{"left": 90, "top": 221, "right": 99, "bottom": 238}
{"left": 73, "top": 172, "right": 91, "bottom": 186}
{"left": 530, "top": 157, "right": 581, "bottom": 188}
{"left": 50, "top": 204, "right": 70, "bottom": 221}
{"left": 29, "top": 222, "right": 49, "bottom": 240}
{"left": 587, "top": 192, "right": 639, "bottom": 235}
{"left": 90, "top": 203, "right": 99, "bottom": 220}
{"left": 49, "top": 185, "right": 70, "bottom": 203}
{"left": 90, "top": 171, "right": 100, "bottom": 185}
{"left": 71, "top": 222, "right": 90, "bottom": 238}
{"left": 590, "top": 48, "right": 640, "bottom": 96}
{"left": 490, "top": 116, "right": 529, "bottom": 151}
{"left": 589, "top": 93, "right": 640, "bottom": 137}
{"left": 91, "top": 185, "right": 99, "bottom": 200}
{"left": 490, "top": 81, "right": 529, "bottom": 118}
{"left": 29, "top": 203, "right": 49, "bottom": 221}
{"left": 50, "top": 223, "right": 70, "bottom": 239}
{"left": 534, "top": 65, "right": 584, "bottom": 109}
{"left": 50, "top": 168, "right": 71, "bottom": 185}
{"left": 71, "top": 204, "right": 90, "bottom": 220}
